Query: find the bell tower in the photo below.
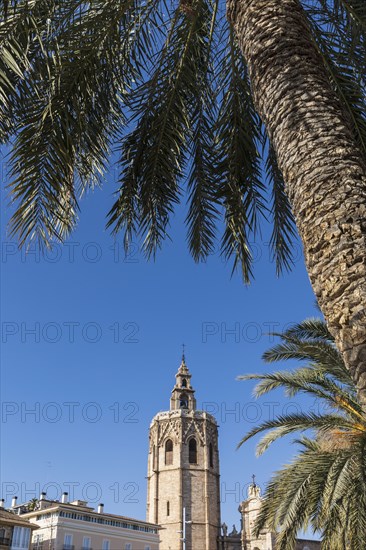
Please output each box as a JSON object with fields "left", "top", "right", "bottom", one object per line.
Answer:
{"left": 240, "top": 478, "right": 276, "bottom": 550}
{"left": 170, "top": 354, "right": 196, "bottom": 411}
{"left": 146, "top": 356, "right": 221, "bottom": 550}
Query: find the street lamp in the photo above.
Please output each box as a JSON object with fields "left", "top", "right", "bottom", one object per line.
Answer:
{"left": 177, "top": 507, "right": 192, "bottom": 550}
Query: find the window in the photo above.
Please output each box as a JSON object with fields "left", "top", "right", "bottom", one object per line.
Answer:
{"left": 165, "top": 439, "right": 173, "bottom": 465}
{"left": 125, "top": 544, "right": 132, "bottom": 550}
{"left": 11, "top": 527, "right": 30, "bottom": 550}
{"left": 33, "top": 534, "right": 43, "bottom": 550}
{"left": 209, "top": 443, "right": 213, "bottom": 467}
{"left": 167, "top": 501, "right": 170, "bottom": 516}
{"left": 82, "top": 538, "right": 91, "bottom": 550}
{"left": 182, "top": 378, "right": 187, "bottom": 387}
{"left": 145, "top": 547, "right": 151, "bottom": 550}
{"left": 63, "top": 534, "right": 73, "bottom": 550}
{"left": 180, "top": 394, "right": 188, "bottom": 409}
{"left": 189, "top": 438, "right": 197, "bottom": 464}
{"left": 102, "top": 540, "right": 110, "bottom": 550}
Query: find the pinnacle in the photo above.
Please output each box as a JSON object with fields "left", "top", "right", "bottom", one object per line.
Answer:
{"left": 178, "top": 357, "right": 189, "bottom": 373}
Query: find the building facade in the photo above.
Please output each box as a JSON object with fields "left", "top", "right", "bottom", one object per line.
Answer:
{"left": 0, "top": 501, "right": 39, "bottom": 550}
{"left": 146, "top": 356, "right": 221, "bottom": 550}
{"left": 16, "top": 495, "right": 159, "bottom": 550}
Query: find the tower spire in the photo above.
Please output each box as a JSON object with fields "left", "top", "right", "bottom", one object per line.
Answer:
{"left": 248, "top": 475, "right": 261, "bottom": 498}
{"left": 182, "top": 343, "right": 186, "bottom": 363}
{"left": 170, "top": 354, "right": 196, "bottom": 411}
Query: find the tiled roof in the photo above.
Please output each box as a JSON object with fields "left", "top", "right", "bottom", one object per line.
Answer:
{"left": 0, "top": 509, "right": 39, "bottom": 529}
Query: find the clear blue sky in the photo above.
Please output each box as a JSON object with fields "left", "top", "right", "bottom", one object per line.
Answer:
{"left": 0, "top": 158, "right": 318, "bottom": 536}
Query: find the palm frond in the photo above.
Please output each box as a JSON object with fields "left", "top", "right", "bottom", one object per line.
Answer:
{"left": 239, "top": 370, "right": 362, "bottom": 421}
{"left": 262, "top": 319, "right": 353, "bottom": 386}
{"left": 263, "top": 336, "right": 342, "bottom": 366}
{"left": 108, "top": 0, "right": 218, "bottom": 257}
{"left": 283, "top": 317, "right": 333, "bottom": 341}
{"left": 215, "top": 27, "right": 266, "bottom": 281}
{"left": 8, "top": 0, "right": 136, "bottom": 245}
{"left": 238, "top": 412, "right": 358, "bottom": 455}
{"left": 253, "top": 441, "right": 366, "bottom": 548}
{"left": 265, "top": 138, "right": 297, "bottom": 275}
{"left": 0, "top": 0, "right": 40, "bottom": 141}
{"left": 305, "top": 1, "right": 366, "bottom": 163}
{"left": 185, "top": 0, "right": 220, "bottom": 261}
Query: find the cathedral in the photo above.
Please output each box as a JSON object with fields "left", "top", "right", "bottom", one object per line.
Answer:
{"left": 146, "top": 356, "right": 321, "bottom": 550}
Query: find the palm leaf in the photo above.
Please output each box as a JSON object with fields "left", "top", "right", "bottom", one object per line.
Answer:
{"left": 215, "top": 28, "right": 266, "bottom": 281}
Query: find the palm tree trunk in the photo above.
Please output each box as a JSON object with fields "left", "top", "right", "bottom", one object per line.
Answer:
{"left": 226, "top": 0, "right": 366, "bottom": 407}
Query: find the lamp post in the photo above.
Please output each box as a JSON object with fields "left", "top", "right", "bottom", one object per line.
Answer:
{"left": 177, "top": 507, "right": 192, "bottom": 550}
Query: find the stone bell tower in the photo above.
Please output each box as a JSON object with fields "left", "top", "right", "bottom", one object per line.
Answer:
{"left": 240, "top": 479, "right": 276, "bottom": 550}
{"left": 146, "top": 355, "right": 221, "bottom": 550}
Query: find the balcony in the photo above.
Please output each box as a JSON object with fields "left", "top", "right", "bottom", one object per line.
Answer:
{"left": 63, "top": 546, "right": 74, "bottom": 550}
{"left": 0, "top": 538, "right": 10, "bottom": 547}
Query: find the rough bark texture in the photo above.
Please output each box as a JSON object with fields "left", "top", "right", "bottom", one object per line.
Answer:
{"left": 227, "top": 0, "right": 366, "bottom": 405}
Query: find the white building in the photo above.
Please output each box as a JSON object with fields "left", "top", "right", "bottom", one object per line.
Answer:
{"left": 16, "top": 495, "right": 159, "bottom": 550}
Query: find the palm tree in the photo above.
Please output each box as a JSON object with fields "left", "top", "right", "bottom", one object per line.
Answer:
{"left": 238, "top": 318, "right": 366, "bottom": 549}
{"left": 227, "top": 0, "right": 366, "bottom": 408}
{"left": 1, "top": 1, "right": 366, "bottom": 402}
{"left": 27, "top": 498, "right": 39, "bottom": 511}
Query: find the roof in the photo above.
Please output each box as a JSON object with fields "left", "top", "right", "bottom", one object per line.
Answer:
{"left": 20, "top": 503, "right": 160, "bottom": 528}
{"left": 0, "top": 509, "right": 39, "bottom": 529}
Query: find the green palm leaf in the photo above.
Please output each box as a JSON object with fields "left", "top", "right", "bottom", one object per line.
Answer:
{"left": 2, "top": 0, "right": 365, "bottom": 283}
{"left": 239, "top": 317, "right": 366, "bottom": 547}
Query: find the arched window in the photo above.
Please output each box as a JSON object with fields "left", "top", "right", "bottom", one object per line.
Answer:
{"left": 209, "top": 443, "right": 213, "bottom": 467}
{"left": 165, "top": 439, "right": 173, "bottom": 465}
{"left": 182, "top": 378, "right": 187, "bottom": 387}
{"left": 166, "top": 501, "right": 170, "bottom": 516}
{"left": 189, "top": 438, "right": 197, "bottom": 464}
{"left": 180, "top": 393, "right": 188, "bottom": 409}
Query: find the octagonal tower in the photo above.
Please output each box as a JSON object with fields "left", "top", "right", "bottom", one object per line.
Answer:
{"left": 146, "top": 355, "right": 221, "bottom": 550}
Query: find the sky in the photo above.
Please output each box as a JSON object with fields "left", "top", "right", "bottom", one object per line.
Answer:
{"left": 0, "top": 158, "right": 319, "bottom": 537}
